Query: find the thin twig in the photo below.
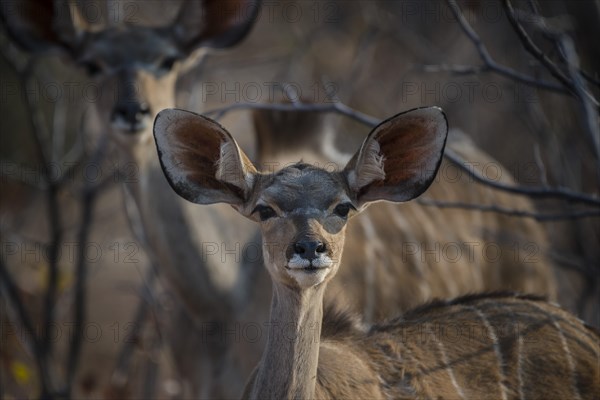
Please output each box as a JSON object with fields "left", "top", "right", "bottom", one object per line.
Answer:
{"left": 0, "top": 257, "right": 44, "bottom": 378}
{"left": 203, "top": 101, "right": 380, "bottom": 127}
{"left": 417, "top": 198, "right": 600, "bottom": 221}
{"left": 202, "top": 100, "right": 600, "bottom": 207}
{"left": 17, "top": 61, "right": 63, "bottom": 398}
{"left": 503, "top": 0, "right": 599, "bottom": 108}
{"left": 110, "top": 267, "right": 157, "bottom": 391}
{"left": 533, "top": 144, "right": 549, "bottom": 186}
{"left": 444, "top": 0, "right": 568, "bottom": 93}
{"left": 443, "top": 148, "right": 600, "bottom": 206}
{"left": 110, "top": 170, "right": 161, "bottom": 393}
{"left": 422, "top": 63, "right": 486, "bottom": 75}
{"left": 521, "top": 1, "right": 600, "bottom": 88}
{"left": 502, "top": 0, "right": 580, "bottom": 97}
{"left": 558, "top": 35, "right": 600, "bottom": 161}
{"left": 65, "top": 136, "right": 108, "bottom": 397}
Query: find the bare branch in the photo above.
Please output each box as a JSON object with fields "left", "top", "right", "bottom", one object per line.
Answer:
{"left": 0, "top": 257, "right": 47, "bottom": 392}
{"left": 558, "top": 35, "right": 600, "bottom": 161}
{"left": 502, "top": 0, "right": 599, "bottom": 108}
{"left": 203, "top": 101, "right": 381, "bottom": 127}
{"left": 444, "top": 0, "right": 568, "bottom": 93}
{"left": 417, "top": 198, "right": 600, "bottom": 221}
{"left": 520, "top": 3, "right": 600, "bottom": 88}
{"left": 110, "top": 170, "right": 162, "bottom": 393}
{"left": 422, "top": 63, "right": 486, "bottom": 75}
{"left": 503, "top": 1, "right": 574, "bottom": 91}
{"left": 110, "top": 269, "right": 157, "bottom": 392}
{"left": 202, "top": 100, "right": 600, "bottom": 207}
{"left": 443, "top": 148, "right": 600, "bottom": 207}
{"left": 65, "top": 136, "right": 108, "bottom": 396}
{"left": 5, "top": 58, "right": 66, "bottom": 397}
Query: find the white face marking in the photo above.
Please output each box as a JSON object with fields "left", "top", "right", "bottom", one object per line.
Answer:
{"left": 285, "top": 267, "right": 330, "bottom": 288}
{"left": 287, "top": 254, "right": 333, "bottom": 269}
{"left": 285, "top": 254, "right": 334, "bottom": 288}
{"left": 287, "top": 254, "right": 311, "bottom": 269}
{"left": 112, "top": 117, "right": 149, "bottom": 134}
{"left": 310, "top": 255, "right": 333, "bottom": 268}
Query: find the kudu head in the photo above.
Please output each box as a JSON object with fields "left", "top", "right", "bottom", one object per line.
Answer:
{"left": 153, "top": 107, "right": 448, "bottom": 289}
{"left": 1, "top": 0, "right": 260, "bottom": 161}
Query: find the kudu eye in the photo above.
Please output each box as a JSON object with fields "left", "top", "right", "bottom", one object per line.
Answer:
{"left": 159, "top": 56, "right": 178, "bottom": 71}
{"left": 333, "top": 203, "right": 354, "bottom": 218}
{"left": 252, "top": 205, "right": 277, "bottom": 221}
{"left": 81, "top": 60, "right": 103, "bottom": 76}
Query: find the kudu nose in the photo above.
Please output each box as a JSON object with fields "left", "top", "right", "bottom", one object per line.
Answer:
{"left": 294, "top": 241, "right": 327, "bottom": 260}
{"left": 111, "top": 102, "right": 151, "bottom": 133}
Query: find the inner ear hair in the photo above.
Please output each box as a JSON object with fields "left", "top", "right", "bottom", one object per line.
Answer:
{"left": 347, "top": 139, "right": 386, "bottom": 192}
{"left": 216, "top": 140, "right": 256, "bottom": 194}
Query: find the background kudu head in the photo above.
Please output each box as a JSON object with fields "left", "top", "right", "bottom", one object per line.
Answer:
{"left": 153, "top": 107, "right": 448, "bottom": 289}
{"left": 0, "top": 0, "right": 259, "bottom": 161}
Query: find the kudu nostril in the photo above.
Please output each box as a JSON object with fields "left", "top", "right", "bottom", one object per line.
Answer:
{"left": 316, "top": 242, "right": 326, "bottom": 253}
{"left": 294, "top": 241, "right": 326, "bottom": 260}
{"left": 112, "top": 102, "right": 152, "bottom": 133}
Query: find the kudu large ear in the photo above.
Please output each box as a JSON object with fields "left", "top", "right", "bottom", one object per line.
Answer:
{"left": 0, "top": 0, "right": 87, "bottom": 54}
{"left": 344, "top": 107, "right": 448, "bottom": 206}
{"left": 173, "top": 0, "right": 260, "bottom": 52}
{"left": 153, "top": 109, "right": 257, "bottom": 206}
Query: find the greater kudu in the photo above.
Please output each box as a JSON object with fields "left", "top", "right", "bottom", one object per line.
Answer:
{"left": 154, "top": 106, "right": 598, "bottom": 400}
{"left": 1, "top": 0, "right": 261, "bottom": 397}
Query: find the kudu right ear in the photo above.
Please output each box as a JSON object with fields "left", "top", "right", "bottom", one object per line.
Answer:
{"left": 344, "top": 107, "right": 448, "bottom": 207}
{"left": 0, "top": 0, "right": 87, "bottom": 54}
{"left": 153, "top": 109, "right": 257, "bottom": 206}
{"left": 173, "top": 0, "right": 261, "bottom": 52}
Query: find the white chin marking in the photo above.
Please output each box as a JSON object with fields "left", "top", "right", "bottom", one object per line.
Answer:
{"left": 286, "top": 254, "right": 333, "bottom": 287}
{"left": 112, "top": 118, "right": 148, "bottom": 134}
{"left": 311, "top": 256, "right": 333, "bottom": 268}
{"left": 287, "top": 254, "right": 311, "bottom": 269}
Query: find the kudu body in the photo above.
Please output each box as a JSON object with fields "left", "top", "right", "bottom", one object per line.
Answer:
{"left": 1, "top": 0, "right": 262, "bottom": 397}
{"left": 253, "top": 107, "right": 558, "bottom": 319}
{"left": 154, "top": 107, "right": 598, "bottom": 400}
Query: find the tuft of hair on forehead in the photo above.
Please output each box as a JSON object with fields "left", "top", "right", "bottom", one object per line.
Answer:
{"left": 259, "top": 162, "right": 347, "bottom": 209}
{"left": 291, "top": 162, "right": 311, "bottom": 171}
{"left": 273, "top": 162, "right": 322, "bottom": 178}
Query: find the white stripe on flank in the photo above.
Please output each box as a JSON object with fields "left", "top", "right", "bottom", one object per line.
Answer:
{"left": 529, "top": 303, "right": 581, "bottom": 400}
{"left": 516, "top": 335, "right": 525, "bottom": 400}
{"left": 551, "top": 319, "right": 581, "bottom": 400}
{"left": 469, "top": 306, "right": 508, "bottom": 400}
{"left": 435, "top": 336, "right": 466, "bottom": 400}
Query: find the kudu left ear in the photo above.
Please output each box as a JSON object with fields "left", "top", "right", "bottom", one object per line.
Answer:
{"left": 153, "top": 109, "right": 257, "bottom": 206}
{"left": 172, "top": 0, "right": 261, "bottom": 52}
{"left": 344, "top": 107, "right": 448, "bottom": 206}
{"left": 0, "top": 0, "right": 89, "bottom": 55}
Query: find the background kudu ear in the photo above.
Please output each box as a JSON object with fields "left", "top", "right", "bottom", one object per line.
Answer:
{"left": 172, "top": 0, "right": 261, "bottom": 52}
{"left": 153, "top": 109, "right": 257, "bottom": 206}
{"left": 0, "top": 0, "right": 87, "bottom": 54}
{"left": 345, "top": 107, "right": 448, "bottom": 206}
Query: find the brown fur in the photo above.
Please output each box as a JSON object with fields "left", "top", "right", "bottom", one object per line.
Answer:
{"left": 253, "top": 108, "right": 558, "bottom": 322}
{"left": 154, "top": 109, "right": 596, "bottom": 400}
{"left": 296, "top": 293, "right": 600, "bottom": 400}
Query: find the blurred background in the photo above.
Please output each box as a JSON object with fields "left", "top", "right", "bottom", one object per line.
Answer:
{"left": 1, "top": 0, "right": 598, "bottom": 398}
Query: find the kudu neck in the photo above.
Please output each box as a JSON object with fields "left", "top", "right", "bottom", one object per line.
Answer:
{"left": 250, "top": 281, "right": 326, "bottom": 399}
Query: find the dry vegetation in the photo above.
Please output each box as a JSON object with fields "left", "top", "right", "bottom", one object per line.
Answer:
{"left": 0, "top": 0, "right": 598, "bottom": 398}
